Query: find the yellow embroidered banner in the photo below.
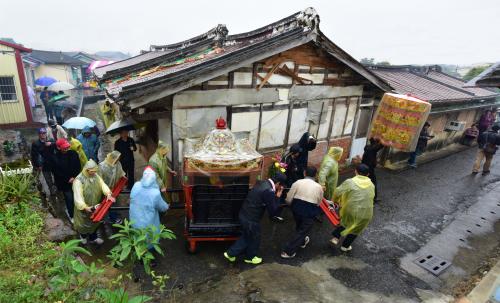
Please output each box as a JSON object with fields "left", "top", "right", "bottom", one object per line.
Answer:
{"left": 369, "top": 93, "right": 431, "bottom": 152}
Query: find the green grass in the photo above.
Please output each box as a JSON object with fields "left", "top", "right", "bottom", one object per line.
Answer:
{"left": 0, "top": 173, "right": 57, "bottom": 302}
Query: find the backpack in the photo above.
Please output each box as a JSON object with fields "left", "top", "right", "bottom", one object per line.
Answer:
{"left": 483, "top": 133, "right": 497, "bottom": 154}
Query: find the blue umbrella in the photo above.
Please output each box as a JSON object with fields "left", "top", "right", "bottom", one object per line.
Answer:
{"left": 35, "top": 76, "right": 57, "bottom": 87}
{"left": 62, "top": 117, "right": 96, "bottom": 129}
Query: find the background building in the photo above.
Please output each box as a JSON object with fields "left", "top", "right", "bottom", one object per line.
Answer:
{"left": 0, "top": 40, "right": 33, "bottom": 127}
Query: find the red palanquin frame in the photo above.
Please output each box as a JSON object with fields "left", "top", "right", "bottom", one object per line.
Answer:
{"left": 182, "top": 158, "right": 263, "bottom": 253}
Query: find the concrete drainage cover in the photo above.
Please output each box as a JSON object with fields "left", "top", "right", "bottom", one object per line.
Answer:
{"left": 414, "top": 255, "right": 451, "bottom": 276}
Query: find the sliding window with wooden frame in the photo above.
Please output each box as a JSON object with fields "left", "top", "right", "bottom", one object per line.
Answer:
{"left": 230, "top": 95, "right": 361, "bottom": 154}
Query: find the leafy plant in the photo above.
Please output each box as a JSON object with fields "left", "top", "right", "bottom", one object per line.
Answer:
{"left": 0, "top": 172, "right": 37, "bottom": 207}
{"left": 97, "top": 288, "right": 152, "bottom": 303}
{"left": 151, "top": 271, "right": 169, "bottom": 293}
{"left": 108, "top": 219, "right": 176, "bottom": 275}
{"left": 2, "top": 140, "right": 16, "bottom": 155}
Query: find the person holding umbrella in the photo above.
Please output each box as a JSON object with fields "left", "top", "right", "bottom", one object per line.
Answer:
{"left": 114, "top": 130, "right": 137, "bottom": 190}
{"left": 77, "top": 126, "right": 100, "bottom": 162}
{"left": 49, "top": 91, "right": 67, "bottom": 125}
{"left": 39, "top": 87, "right": 54, "bottom": 121}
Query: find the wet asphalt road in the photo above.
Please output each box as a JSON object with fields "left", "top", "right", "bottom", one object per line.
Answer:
{"left": 137, "top": 147, "right": 500, "bottom": 300}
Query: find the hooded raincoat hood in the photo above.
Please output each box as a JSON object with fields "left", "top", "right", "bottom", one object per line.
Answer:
{"left": 82, "top": 159, "right": 98, "bottom": 177}
{"left": 105, "top": 150, "right": 121, "bottom": 166}
{"left": 148, "top": 142, "right": 172, "bottom": 190}
{"left": 82, "top": 126, "right": 92, "bottom": 134}
{"left": 328, "top": 147, "right": 343, "bottom": 161}
{"left": 141, "top": 166, "right": 159, "bottom": 188}
{"left": 157, "top": 141, "right": 170, "bottom": 157}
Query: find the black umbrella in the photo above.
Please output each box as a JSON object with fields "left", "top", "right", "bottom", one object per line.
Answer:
{"left": 105, "top": 117, "right": 145, "bottom": 135}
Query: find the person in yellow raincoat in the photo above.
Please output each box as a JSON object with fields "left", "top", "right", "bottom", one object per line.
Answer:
{"left": 318, "top": 147, "right": 343, "bottom": 200}
{"left": 330, "top": 164, "right": 375, "bottom": 252}
{"left": 73, "top": 160, "right": 114, "bottom": 245}
{"left": 101, "top": 100, "right": 116, "bottom": 129}
{"left": 67, "top": 130, "right": 88, "bottom": 167}
{"left": 148, "top": 141, "right": 176, "bottom": 200}
{"left": 99, "top": 150, "right": 126, "bottom": 225}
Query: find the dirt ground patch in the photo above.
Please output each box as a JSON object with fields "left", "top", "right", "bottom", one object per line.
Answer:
{"left": 452, "top": 243, "right": 500, "bottom": 298}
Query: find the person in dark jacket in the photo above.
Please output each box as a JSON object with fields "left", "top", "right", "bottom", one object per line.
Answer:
{"left": 39, "top": 87, "right": 54, "bottom": 121}
{"left": 224, "top": 173, "right": 287, "bottom": 265}
{"left": 478, "top": 109, "right": 495, "bottom": 135}
{"left": 282, "top": 144, "right": 302, "bottom": 187}
{"left": 281, "top": 166, "right": 323, "bottom": 259}
{"left": 408, "top": 122, "right": 434, "bottom": 168}
{"left": 114, "top": 130, "right": 137, "bottom": 190}
{"left": 362, "top": 137, "right": 384, "bottom": 202}
{"left": 31, "top": 128, "right": 56, "bottom": 196}
{"left": 472, "top": 124, "right": 499, "bottom": 175}
{"left": 51, "top": 138, "right": 81, "bottom": 218}
{"left": 297, "top": 132, "right": 317, "bottom": 178}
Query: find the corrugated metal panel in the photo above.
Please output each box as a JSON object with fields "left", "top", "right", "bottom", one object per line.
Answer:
{"left": 0, "top": 102, "right": 27, "bottom": 124}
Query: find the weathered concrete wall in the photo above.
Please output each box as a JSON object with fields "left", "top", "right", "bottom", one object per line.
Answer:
{"left": 384, "top": 108, "right": 480, "bottom": 167}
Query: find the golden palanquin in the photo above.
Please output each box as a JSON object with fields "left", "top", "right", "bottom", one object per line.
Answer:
{"left": 369, "top": 93, "right": 431, "bottom": 152}
{"left": 183, "top": 127, "right": 262, "bottom": 174}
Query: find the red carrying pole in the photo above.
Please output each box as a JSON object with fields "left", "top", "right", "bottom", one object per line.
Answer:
{"left": 319, "top": 198, "right": 340, "bottom": 227}
{"left": 91, "top": 176, "right": 128, "bottom": 223}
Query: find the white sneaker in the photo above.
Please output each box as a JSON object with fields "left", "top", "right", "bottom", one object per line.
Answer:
{"left": 280, "top": 252, "right": 296, "bottom": 259}
{"left": 330, "top": 237, "right": 340, "bottom": 245}
{"left": 340, "top": 245, "right": 352, "bottom": 252}
{"left": 91, "top": 238, "right": 104, "bottom": 245}
{"left": 300, "top": 236, "right": 310, "bottom": 249}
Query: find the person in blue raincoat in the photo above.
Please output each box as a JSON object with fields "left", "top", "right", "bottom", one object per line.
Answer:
{"left": 129, "top": 166, "right": 169, "bottom": 248}
{"left": 77, "top": 126, "right": 100, "bottom": 161}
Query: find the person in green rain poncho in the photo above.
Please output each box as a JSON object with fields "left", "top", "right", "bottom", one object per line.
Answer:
{"left": 99, "top": 151, "right": 126, "bottom": 224}
{"left": 318, "top": 147, "right": 343, "bottom": 200}
{"left": 73, "top": 160, "right": 114, "bottom": 245}
{"left": 330, "top": 164, "right": 375, "bottom": 252}
{"left": 99, "top": 151, "right": 126, "bottom": 189}
{"left": 148, "top": 141, "right": 177, "bottom": 198}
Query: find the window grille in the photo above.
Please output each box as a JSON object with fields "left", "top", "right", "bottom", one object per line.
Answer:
{"left": 0, "top": 76, "right": 17, "bottom": 102}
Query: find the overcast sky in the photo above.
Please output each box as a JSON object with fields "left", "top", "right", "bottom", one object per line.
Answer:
{"left": 2, "top": 0, "right": 499, "bottom": 65}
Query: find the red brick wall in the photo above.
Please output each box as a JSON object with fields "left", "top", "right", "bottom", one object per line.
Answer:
{"left": 260, "top": 136, "right": 352, "bottom": 178}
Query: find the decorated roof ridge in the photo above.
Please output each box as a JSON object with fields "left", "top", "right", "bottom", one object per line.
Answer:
{"left": 226, "top": 7, "right": 319, "bottom": 42}
{"left": 94, "top": 8, "right": 319, "bottom": 81}
{"left": 150, "top": 24, "right": 228, "bottom": 52}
